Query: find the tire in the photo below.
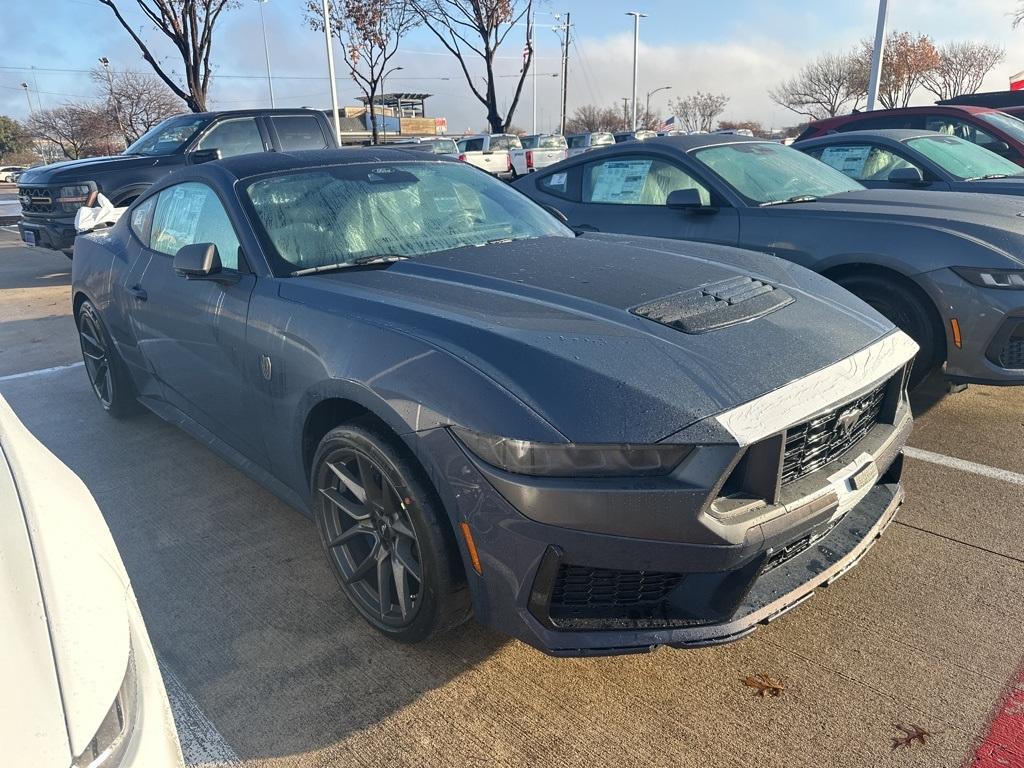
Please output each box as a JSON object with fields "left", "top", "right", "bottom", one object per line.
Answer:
{"left": 834, "top": 273, "right": 942, "bottom": 388}
{"left": 75, "top": 299, "right": 140, "bottom": 417}
{"left": 311, "top": 421, "right": 470, "bottom": 643}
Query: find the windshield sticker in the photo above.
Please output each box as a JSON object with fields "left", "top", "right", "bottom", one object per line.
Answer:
{"left": 818, "top": 146, "right": 870, "bottom": 177}
{"left": 589, "top": 159, "right": 652, "bottom": 203}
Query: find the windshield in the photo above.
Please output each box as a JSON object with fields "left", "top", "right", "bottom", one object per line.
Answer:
{"left": 979, "top": 111, "right": 1024, "bottom": 144}
{"left": 905, "top": 135, "right": 1022, "bottom": 180}
{"left": 124, "top": 115, "right": 209, "bottom": 156}
{"left": 246, "top": 161, "right": 573, "bottom": 274}
{"left": 693, "top": 141, "right": 864, "bottom": 204}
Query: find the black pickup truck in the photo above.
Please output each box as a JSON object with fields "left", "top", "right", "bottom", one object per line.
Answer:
{"left": 17, "top": 108, "right": 337, "bottom": 254}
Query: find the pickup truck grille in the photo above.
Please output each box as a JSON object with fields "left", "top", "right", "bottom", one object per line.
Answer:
{"left": 18, "top": 186, "right": 54, "bottom": 214}
{"left": 781, "top": 380, "right": 888, "bottom": 485}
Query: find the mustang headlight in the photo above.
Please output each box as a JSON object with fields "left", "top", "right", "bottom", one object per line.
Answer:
{"left": 72, "top": 649, "right": 138, "bottom": 767}
{"left": 452, "top": 427, "right": 691, "bottom": 477}
{"left": 55, "top": 183, "right": 95, "bottom": 212}
{"left": 952, "top": 266, "right": 1024, "bottom": 289}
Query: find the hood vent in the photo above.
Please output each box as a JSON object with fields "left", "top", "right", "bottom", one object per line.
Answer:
{"left": 631, "top": 275, "right": 793, "bottom": 334}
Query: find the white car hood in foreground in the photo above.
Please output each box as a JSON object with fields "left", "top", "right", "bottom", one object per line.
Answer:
{"left": 0, "top": 396, "right": 132, "bottom": 764}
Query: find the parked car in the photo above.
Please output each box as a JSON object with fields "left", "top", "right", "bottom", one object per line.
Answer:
{"left": 613, "top": 130, "right": 657, "bottom": 143}
{"left": 510, "top": 133, "right": 567, "bottom": 177}
{"left": 0, "top": 395, "right": 184, "bottom": 767}
{"left": 0, "top": 165, "right": 24, "bottom": 183}
{"left": 514, "top": 134, "right": 1024, "bottom": 387}
{"left": 795, "top": 129, "right": 1024, "bottom": 195}
{"left": 390, "top": 136, "right": 459, "bottom": 158}
{"left": 796, "top": 105, "right": 1024, "bottom": 167}
{"left": 72, "top": 147, "right": 915, "bottom": 657}
{"left": 17, "top": 108, "right": 337, "bottom": 255}
{"left": 456, "top": 133, "right": 520, "bottom": 179}
{"left": 566, "top": 131, "right": 615, "bottom": 157}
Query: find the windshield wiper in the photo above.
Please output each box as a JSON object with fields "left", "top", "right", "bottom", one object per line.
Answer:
{"left": 966, "top": 173, "right": 1011, "bottom": 181}
{"left": 760, "top": 195, "right": 819, "bottom": 207}
{"left": 290, "top": 254, "right": 409, "bottom": 276}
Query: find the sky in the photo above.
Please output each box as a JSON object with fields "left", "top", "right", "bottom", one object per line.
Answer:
{"left": 1, "top": 0, "right": 1023, "bottom": 134}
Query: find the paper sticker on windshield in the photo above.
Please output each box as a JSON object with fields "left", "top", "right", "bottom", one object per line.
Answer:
{"left": 819, "top": 146, "right": 870, "bottom": 177}
{"left": 588, "top": 159, "right": 652, "bottom": 203}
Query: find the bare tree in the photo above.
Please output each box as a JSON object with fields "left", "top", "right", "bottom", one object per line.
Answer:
{"left": 672, "top": 92, "right": 729, "bottom": 133}
{"left": 95, "top": 0, "right": 239, "bottom": 112}
{"left": 770, "top": 52, "right": 864, "bottom": 120}
{"left": 564, "top": 104, "right": 623, "bottom": 133}
{"left": 307, "top": 0, "right": 419, "bottom": 144}
{"left": 921, "top": 41, "right": 1005, "bottom": 100}
{"left": 718, "top": 119, "right": 766, "bottom": 136}
{"left": 855, "top": 31, "right": 939, "bottom": 109}
{"left": 413, "top": 0, "right": 533, "bottom": 133}
{"left": 91, "top": 67, "right": 181, "bottom": 145}
{"left": 28, "top": 105, "right": 120, "bottom": 160}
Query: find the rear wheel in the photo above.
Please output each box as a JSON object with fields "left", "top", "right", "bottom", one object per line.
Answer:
{"left": 311, "top": 422, "right": 470, "bottom": 642}
{"left": 834, "top": 273, "right": 942, "bottom": 388}
{"left": 76, "top": 300, "right": 139, "bottom": 417}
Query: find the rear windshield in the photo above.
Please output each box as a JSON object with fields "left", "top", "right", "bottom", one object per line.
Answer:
{"left": 591, "top": 133, "right": 615, "bottom": 146}
{"left": 246, "top": 161, "right": 572, "bottom": 274}
{"left": 538, "top": 135, "right": 567, "bottom": 149}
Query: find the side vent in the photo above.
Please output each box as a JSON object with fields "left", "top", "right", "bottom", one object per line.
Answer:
{"left": 631, "top": 275, "right": 793, "bottom": 334}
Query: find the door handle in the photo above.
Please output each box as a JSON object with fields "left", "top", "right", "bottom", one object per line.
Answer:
{"left": 127, "top": 285, "right": 148, "bottom": 302}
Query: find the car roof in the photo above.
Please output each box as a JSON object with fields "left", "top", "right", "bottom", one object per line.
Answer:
{"left": 214, "top": 147, "right": 451, "bottom": 181}
{"left": 795, "top": 128, "right": 938, "bottom": 146}
{"left": 622, "top": 133, "right": 765, "bottom": 151}
{"left": 808, "top": 104, "right": 998, "bottom": 128}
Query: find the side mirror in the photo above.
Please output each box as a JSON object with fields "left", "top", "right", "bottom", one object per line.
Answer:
{"left": 666, "top": 188, "right": 707, "bottom": 210}
{"left": 188, "top": 148, "right": 222, "bottom": 165}
{"left": 991, "top": 141, "right": 1012, "bottom": 156}
{"left": 542, "top": 203, "right": 569, "bottom": 224}
{"left": 174, "top": 243, "right": 222, "bottom": 279}
{"left": 888, "top": 166, "right": 925, "bottom": 184}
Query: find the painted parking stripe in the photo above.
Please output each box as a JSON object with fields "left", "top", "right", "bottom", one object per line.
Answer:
{"left": 969, "top": 659, "right": 1024, "bottom": 768}
{"left": 904, "top": 446, "right": 1024, "bottom": 487}
{"left": 159, "top": 661, "right": 240, "bottom": 767}
{"left": 0, "top": 361, "right": 83, "bottom": 383}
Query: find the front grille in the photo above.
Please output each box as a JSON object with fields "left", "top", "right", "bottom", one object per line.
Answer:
{"left": 999, "top": 337, "right": 1024, "bottom": 369}
{"left": 18, "top": 186, "right": 54, "bottom": 214}
{"left": 549, "top": 565, "right": 685, "bottom": 625}
{"left": 781, "top": 380, "right": 887, "bottom": 485}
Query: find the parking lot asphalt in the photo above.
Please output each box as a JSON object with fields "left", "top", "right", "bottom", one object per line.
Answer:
{"left": 1, "top": 228, "right": 1022, "bottom": 768}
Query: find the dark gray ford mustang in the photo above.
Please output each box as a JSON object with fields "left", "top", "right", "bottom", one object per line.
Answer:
{"left": 71, "top": 149, "right": 917, "bottom": 656}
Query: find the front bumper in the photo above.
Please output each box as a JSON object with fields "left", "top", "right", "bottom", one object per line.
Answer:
{"left": 17, "top": 216, "right": 77, "bottom": 252}
{"left": 915, "top": 268, "right": 1024, "bottom": 385}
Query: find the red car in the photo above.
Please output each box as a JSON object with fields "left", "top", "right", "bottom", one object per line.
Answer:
{"left": 797, "top": 105, "right": 1024, "bottom": 167}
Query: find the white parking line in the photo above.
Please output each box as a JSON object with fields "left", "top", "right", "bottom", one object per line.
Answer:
{"left": 904, "top": 446, "right": 1024, "bottom": 487}
{"left": 159, "top": 661, "right": 240, "bottom": 767}
{"left": 0, "top": 361, "right": 83, "bottom": 383}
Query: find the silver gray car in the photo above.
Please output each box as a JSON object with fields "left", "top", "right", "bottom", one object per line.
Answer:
{"left": 514, "top": 134, "right": 1024, "bottom": 387}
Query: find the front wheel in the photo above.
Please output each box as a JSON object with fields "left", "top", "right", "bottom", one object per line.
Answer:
{"left": 76, "top": 300, "right": 139, "bottom": 417}
{"left": 311, "top": 422, "right": 470, "bottom": 643}
{"left": 834, "top": 274, "right": 942, "bottom": 388}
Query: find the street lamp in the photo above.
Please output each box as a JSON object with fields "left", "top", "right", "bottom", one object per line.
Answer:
{"left": 645, "top": 85, "right": 671, "bottom": 124}
{"left": 381, "top": 66, "right": 403, "bottom": 145}
{"left": 256, "top": 0, "right": 275, "bottom": 107}
{"left": 321, "top": 0, "right": 341, "bottom": 145}
{"left": 626, "top": 11, "right": 647, "bottom": 131}
{"left": 20, "top": 82, "right": 33, "bottom": 115}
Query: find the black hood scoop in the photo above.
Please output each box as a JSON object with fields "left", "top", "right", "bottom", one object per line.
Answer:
{"left": 631, "top": 275, "right": 793, "bottom": 334}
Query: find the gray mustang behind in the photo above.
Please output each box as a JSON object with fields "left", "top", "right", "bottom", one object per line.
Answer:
{"left": 515, "top": 134, "right": 1024, "bottom": 387}
{"left": 72, "top": 149, "right": 916, "bottom": 656}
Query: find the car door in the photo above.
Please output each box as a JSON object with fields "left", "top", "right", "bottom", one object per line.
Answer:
{"left": 569, "top": 154, "right": 740, "bottom": 244}
{"left": 127, "top": 180, "right": 261, "bottom": 458}
{"left": 804, "top": 142, "right": 950, "bottom": 191}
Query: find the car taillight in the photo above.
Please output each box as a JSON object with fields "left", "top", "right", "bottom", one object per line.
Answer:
{"left": 526, "top": 150, "right": 534, "bottom": 169}
{"left": 458, "top": 153, "right": 467, "bottom": 162}
{"left": 507, "top": 154, "right": 513, "bottom": 171}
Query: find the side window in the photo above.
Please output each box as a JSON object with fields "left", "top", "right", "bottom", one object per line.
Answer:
{"left": 925, "top": 116, "right": 1002, "bottom": 151}
{"left": 129, "top": 195, "right": 156, "bottom": 241}
{"left": 149, "top": 182, "right": 241, "bottom": 270}
{"left": 271, "top": 115, "right": 328, "bottom": 151}
{"left": 837, "top": 115, "right": 924, "bottom": 132}
{"left": 813, "top": 144, "right": 919, "bottom": 181}
{"left": 537, "top": 165, "right": 581, "bottom": 201}
{"left": 463, "top": 138, "right": 484, "bottom": 152}
{"left": 582, "top": 157, "right": 711, "bottom": 206}
{"left": 195, "top": 117, "right": 264, "bottom": 158}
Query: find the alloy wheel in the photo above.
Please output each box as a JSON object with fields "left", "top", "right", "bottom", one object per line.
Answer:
{"left": 78, "top": 306, "right": 114, "bottom": 408}
{"left": 317, "top": 448, "right": 424, "bottom": 627}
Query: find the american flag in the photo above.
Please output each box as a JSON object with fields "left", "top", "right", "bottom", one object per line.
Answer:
{"left": 658, "top": 115, "right": 677, "bottom": 132}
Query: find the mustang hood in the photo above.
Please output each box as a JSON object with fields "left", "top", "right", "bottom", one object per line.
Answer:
{"left": 287, "top": 234, "right": 899, "bottom": 443}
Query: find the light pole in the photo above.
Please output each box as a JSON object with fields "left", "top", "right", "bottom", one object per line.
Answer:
{"left": 380, "top": 66, "right": 403, "bottom": 144}
{"left": 20, "top": 82, "right": 33, "bottom": 115}
{"left": 866, "top": 0, "right": 889, "bottom": 111}
{"left": 322, "top": 0, "right": 341, "bottom": 145}
{"left": 626, "top": 11, "right": 646, "bottom": 132}
{"left": 99, "top": 57, "right": 127, "bottom": 149}
{"left": 645, "top": 85, "right": 671, "bottom": 125}
{"left": 256, "top": 0, "right": 275, "bottom": 107}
